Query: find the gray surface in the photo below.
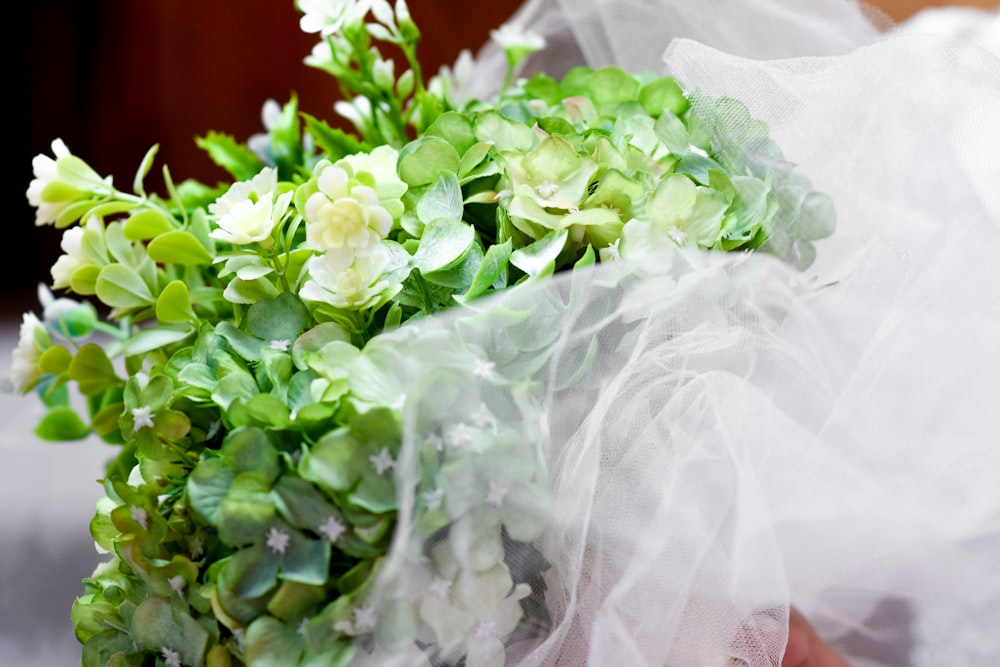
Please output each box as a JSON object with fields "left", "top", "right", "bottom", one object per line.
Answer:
{"left": 0, "top": 319, "right": 113, "bottom": 666}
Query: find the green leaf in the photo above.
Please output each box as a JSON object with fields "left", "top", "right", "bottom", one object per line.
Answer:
{"left": 302, "top": 112, "right": 370, "bottom": 160}
{"left": 69, "top": 344, "right": 120, "bottom": 396}
{"left": 510, "top": 229, "right": 569, "bottom": 276}
{"left": 123, "top": 208, "right": 175, "bottom": 241}
{"left": 266, "top": 580, "right": 327, "bottom": 622}
{"left": 188, "top": 457, "right": 236, "bottom": 526}
{"left": 70, "top": 264, "right": 102, "bottom": 296}
{"left": 397, "top": 136, "right": 460, "bottom": 187}
{"left": 411, "top": 218, "right": 475, "bottom": 274}
{"left": 95, "top": 264, "right": 154, "bottom": 309}
{"left": 224, "top": 277, "right": 280, "bottom": 305}
{"left": 38, "top": 345, "right": 73, "bottom": 375}
{"left": 132, "top": 144, "right": 160, "bottom": 196}
{"left": 271, "top": 95, "right": 304, "bottom": 180}
{"left": 247, "top": 292, "right": 310, "bottom": 342}
{"left": 460, "top": 239, "right": 512, "bottom": 301}
{"left": 639, "top": 76, "right": 690, "bottom": 116}
{"left": 415, "top": 172, "right": 463, "bottom": 225}
{"left": 245, "top": 616, "right": 304, "bottom": 667}
{"left": 131, "top": 597, "right": 210, "bottom": 667}
{"left": 122, "top": 325, "right": 195, "bottom": 356}
{"left": 156, "top": 280, "right": 196, "bottom": 323}
{"left": 424, "top": 111, "right": 477, "bottom": 155}
{"left": 196, "top": 131, "right": 263, "bottom": 181}
{"left": 81, "top": 631, "right": 135, "bottom": 667}
{"left": 103, "top": 221, "right": 134, "bottom": 266}
{"left": 224, "top": 543, "right": 280, "bottom": 599}
{"left": 299, "top": 430, "right": 365, "bottom": 494}
{"left": 34, "top": 407, "right": 90, "bottom": 440}
{"left": 586, "top": 66, "right": 640, "bottom": 110}
{"left": 147, "top": 230, "right": 213, "bottom": 265}
{"left": 223, "top": 427, "right": 281, "bottom": 482}
{"left": 474, "top": 110, "right": 536, "bottom": 152}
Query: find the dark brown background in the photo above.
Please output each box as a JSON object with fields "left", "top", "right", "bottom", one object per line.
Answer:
{"left": 6, "top": 1, "right": 995, "bottom": 314}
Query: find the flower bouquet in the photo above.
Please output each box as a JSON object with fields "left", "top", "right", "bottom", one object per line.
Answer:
{"left": 12, "top": 1, "right": 835, "bottom": 665}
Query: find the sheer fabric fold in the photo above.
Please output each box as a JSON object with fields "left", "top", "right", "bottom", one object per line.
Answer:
{"left": 369, "top": 2, "right": 1000, "bottom": 665}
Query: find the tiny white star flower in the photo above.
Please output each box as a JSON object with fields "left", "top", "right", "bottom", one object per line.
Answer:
{"left": 168, "top": 576, "right": 185, "bottom": 597}
{"left": 297, "top": 618, "right": 309, "bottom": 637}
{"left": 369, "top": 447, "right": 395, "bottom": 475}
{"left": 131, "top": 506, "right": 149, "bottom": 530}
{"left": 471, "top": 403, "right": 497, "bottom": 433}
{"left": 266, "top": 527, "right": 291, "bottom": 554}
{"left": 427, "top": 576, "right": 452, "bottom": 600}
{"left": 269, "top": 339, "right": 290, "bottom": 351}
{"left": 353, "top": 604, "right": 377, "bottom": 632}
{"left": 132, "top": 406, "right": 155, "bottom": 430}
{"left": 534, "top": 181, "right": 559, "bottom": 199}
{"left": 599, "top": 238, "right": 622, "bottom": 263}
{"left": 423, "top": 488, "right": 444, "bottom": 510}
{"left": 446, "top": 423, "right": 472, "bottom": 449}
{"left": 667, "top": 226, "right": 688, "bottom": 246}
{"left": 475, "top": 621, "right": 497, "bottom": 639}
{"left": 190, "top": 536, "right": 204, "bottom": 559}
{"left": 485, "top": 480, "right": 509, "bottom": 508}
{"left": 233, "top": 628, "right": 246, "bottom": 651}
{"left": 473, "top": 358, "right": 496, "bottom": 380}
{"left": 162, "top": 646, "right": 182, "bottom": 667}
{"left": 318, "top": 516, "right": 346, "bottom": 543}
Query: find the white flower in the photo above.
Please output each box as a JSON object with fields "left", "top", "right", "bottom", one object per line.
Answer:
{"left": 369, "top": 446, "right": 395, "bottom": 475}
{"left": 338, "top": 145, "right": 407, "bottom": 203}
{"left": 472, "top": 358, "right": 496, "bottom": 380}
{"left": 299, "top": 245, "right": 395, "bottom": 310}
{"left": 423, "top": 488, "right": 444, "bottom": 510}
{"left": 50, "top": 226, "right": 88, "bottom": 289}
{"left": 132, "top": 406, "right": 155, "bottom": 430}
{"left": 484, "top": 481, "right": 508, "bottom": 508}
{"left": 209, "top": 167, "right": 293, "bottom": 247}
{"left": 428, "top": 49, "right": 480, "bottom": 108}
{"left": 247, "top": 98, "right": 282, "bottom": 166}
{"left": 303, "top": 160, "right": 395, "bottom": 254}
{"left": 298, "top": 0, "right": 371, "bottom": 37}
{"left": 269, "top": 339, "right": 291, "bottom": 351}
{"left": 10, "top": 312, "right": 45, "bottom": 393}
{"left": 353, "top": 604, "right": 377, "bottom": 632}
{"left": 318, "top": 516, "right": 346, "bottom": 542}
{"left": 427, "top": 576, "right": 452, "bottom": 600}
{"left": 168, "top": 576, "right": 186, "bottom": 596}
{"left": 266, "top": 527, "right": 291, "bottom": 554}
{"left": 161, "top": 646, "right": 182, "bottom": 667}
{"left": 490, "top": 23, "right": 546, "bottom": 54}
{"left": 25, "top": 139, "right": 109, "bottom": 226}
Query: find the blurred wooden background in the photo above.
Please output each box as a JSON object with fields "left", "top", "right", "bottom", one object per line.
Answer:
{"left": 5, "top": 0, "right": 997, "bottom": 314}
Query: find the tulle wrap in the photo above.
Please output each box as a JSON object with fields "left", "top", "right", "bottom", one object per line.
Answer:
{"left": 356, "top": 1, "right": 1000, "bottom": 665}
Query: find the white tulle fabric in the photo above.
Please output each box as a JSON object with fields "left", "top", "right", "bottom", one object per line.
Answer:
{"left": 372, "top": 2, "right": 1000, "bottom": 665}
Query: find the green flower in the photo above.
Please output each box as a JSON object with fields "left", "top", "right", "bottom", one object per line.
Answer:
{"left": 623, "top": 173, "right": 729, "bottom": 259}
